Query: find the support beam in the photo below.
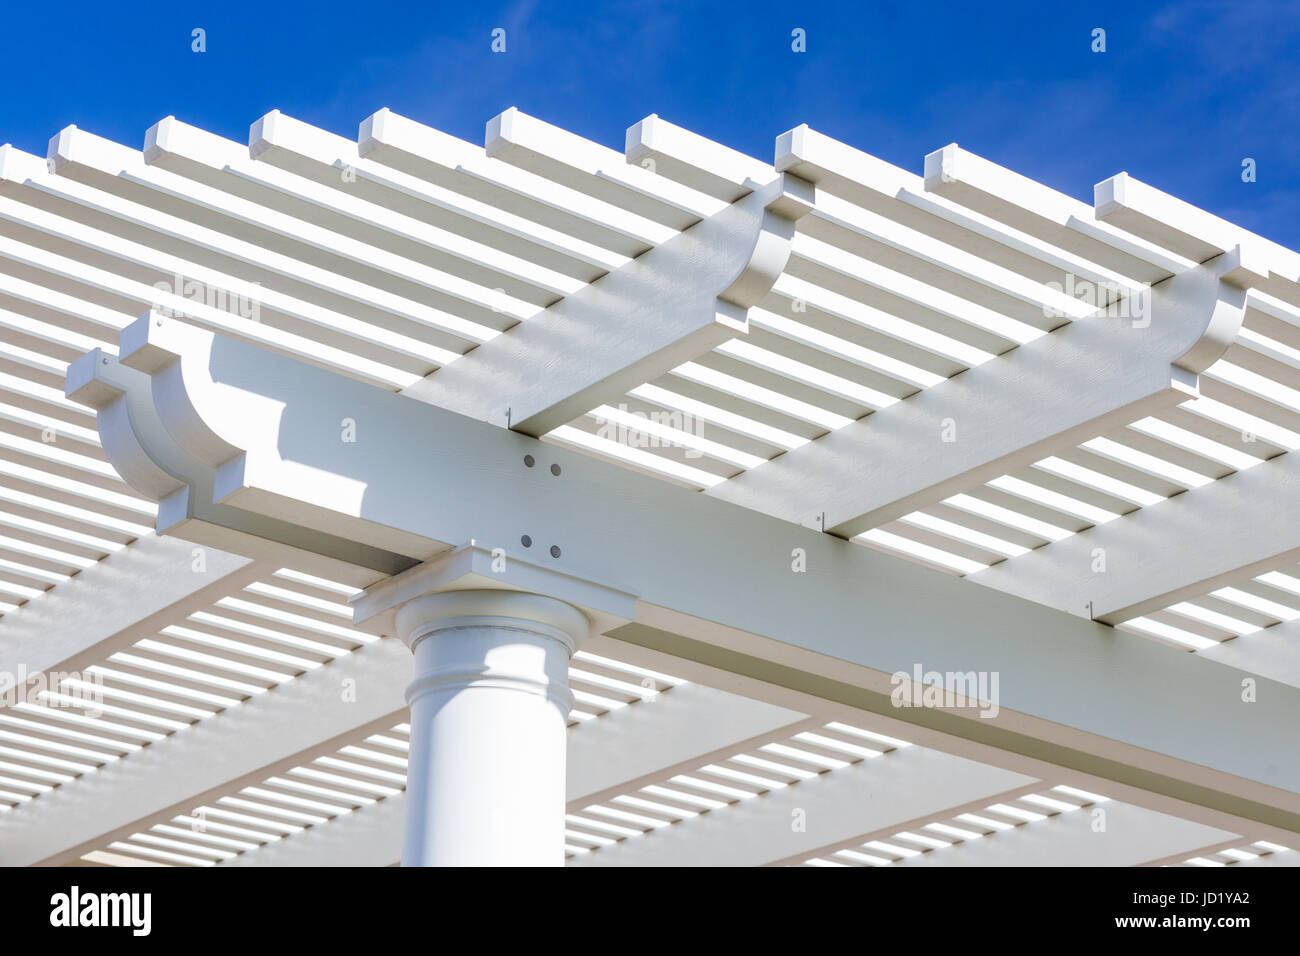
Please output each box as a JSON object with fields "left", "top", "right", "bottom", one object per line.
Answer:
{"left": 400, "top": 168, "right": 813, "bottom": 434}
{"left": 707, "top": 249, "right": 1253, "bottom": 535}
{"left": 63, "top": 316, "right": 1300, "bottom": 832}
{"left": 569, "top": 746, "right": 1035, "bottom": 867}
{"left": 232, "top": 633, "right": 1300, "bottom": 867}
{"left": 1198, "top": 621, "right": 1300, "bottom": 690}
{"left": 590, "top": 627, "right": 1300, "bottom": 850}
{"left": 0, "top": 636, "right": 411, "bottom": 866}
{"left": 968, "top": 446, "right": 1300, "bottom": 624}
{"left": 565, "top": 679, "right": 807, "bottom": 804}
{"left": 0, "top": 534, "right": 261, "bottom": 689}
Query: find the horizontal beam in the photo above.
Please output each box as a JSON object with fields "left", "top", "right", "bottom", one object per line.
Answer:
{"left": 566, "top": 679, "right": 806, "bottom": 800}
{"left": 354, "top": 107, "right": 662, "bottom": 262}
{"left": 708, "top": 250, "right": 1254, "bottom": 536}
{"left": 570, "top": 746, "right": 1035, "bottom": 867}
{"left": 590, "top": 625, "right": 1300, "bottom": 850}
{"left": 0, "top": 636, "right": 411, "bottom": 866}
{"left": 221, "top": 784, "right": 406, "bottom": 867}
{"left": 221, "top": 680, "right": 807, "bottom": 866}
{"left": 0, "top": 534, "right": 261, "bottom": 688}
{"left": 35, "top": 127, "right": 435, "bottom": 388}
{"left": 1198, "top": 621, "right": 1300, "bottom": 690}
{"left": 968, "top": 446, "right": 1300, "bottom": 624}
{"left": 401, "top": 171, "right": 813, "bottom": 435}
{"left": 64, "top": 316, "right": 1300, "bottom": 832}
{"left": 244, "top": 110, "right": 584, "bottom": 306}
{"left": 234, "top": 631, "right": 1300, "bottom": 867}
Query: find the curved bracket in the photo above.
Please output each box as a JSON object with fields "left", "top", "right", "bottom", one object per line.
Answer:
{"left": 1162, "top": 244, "right": 1255, "bottom": 375}
{"left": 401, "top": 171, "right": 815, "bottom": 435}
{"left": 65, "top": 328, "right": 414, "bottom": 581}
{"left": 709, "top": 245, "right": 1258, "bottom": 536}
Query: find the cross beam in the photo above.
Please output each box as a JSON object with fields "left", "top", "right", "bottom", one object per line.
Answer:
{"left": 709, "top": 248, "right": 1256, "bottom": 535}
{"left": 63, "top": 314, "right": 1300, "bottom": 834}
{"left": 969, "top": 438, "right": 1300, "bottom": 624}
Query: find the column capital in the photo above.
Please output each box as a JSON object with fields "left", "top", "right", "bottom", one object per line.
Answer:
{"left": 395, "top": 589, "right": 590, "bottom": 656}
{"left": 349, "top": 541, "right": 638, "bottom": 640}
{"left": 395, "top": 589, "right": 588, "bottom": 718}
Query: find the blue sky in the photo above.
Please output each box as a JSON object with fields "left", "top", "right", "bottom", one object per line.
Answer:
{"left": 2, "top": 0, "right": 1297, "bottom": 245}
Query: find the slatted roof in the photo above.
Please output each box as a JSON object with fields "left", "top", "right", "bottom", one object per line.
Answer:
{"left": 1, "top": 106, "right": 1298, "bottom": 867}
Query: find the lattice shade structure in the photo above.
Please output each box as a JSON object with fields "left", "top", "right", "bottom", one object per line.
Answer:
{"left": 0, "top": 107, "right": 1297, "bottom": 866}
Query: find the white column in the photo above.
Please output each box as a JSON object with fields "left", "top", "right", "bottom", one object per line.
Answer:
{"left": 393, "top": 589, "right": 588, "bottom": 866}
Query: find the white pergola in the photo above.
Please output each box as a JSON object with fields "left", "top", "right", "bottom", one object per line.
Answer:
{"left": 0, "top": 106, "right": 1297, "bottom": 866}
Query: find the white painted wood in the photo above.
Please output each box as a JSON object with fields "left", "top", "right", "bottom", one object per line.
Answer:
{"left": 709, "top": 249, "right": 1252, "bottom": 535}
{"left": 0, "top": 636, "right": 412, "bottom": 866}
{"left": 0, "top": 534, "right": 260, "bottom": 681}
{"left": 62, "top": 317, "right": 1300, "bottom": 828}
{"left": 485, "top": 108, "right": 723, "bottom": 228}
{"left": 569, "top": 746, "right": 1035, "bottom": 867}
{"left": 625, "top": 114, "right": 774, "bottom": 202}
{"left": 220, "top": 681, "right": 808, "bottom": 866}
{"left": 1096, "top": 172, "right": 1300, "bottom": 279}
{"left": 220, "top": 783, "right": 407, "bottom": 867}
{"left": 924, "top": 143, "right": 1192, "bottom": 282}
{"left": 8, "top": 106, "right": 1299, "bottom": 866}
{"left": 65, "top": 339, "right": 411, "bottom": 580}
{"left": 402, "top": 171, "right": 814, "bottom": 434}
{"left": 384, "top": 589, "right": 587, "bottom": 866}
{"left": 776, "top": 125, "right": 1145, "bottom": 296}
{"left": 969, "top": 447, "right": 1300, "bottom": 624}
{"left": 1198, "top": 621, "right": 1300, "bottom": 690}
{"left": 358, "top": 108, "right": 666, "bottom": 258}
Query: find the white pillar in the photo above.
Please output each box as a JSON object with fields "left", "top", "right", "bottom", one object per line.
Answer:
{"left": 393, "top": 589, "right": 588, "bottom": 866}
